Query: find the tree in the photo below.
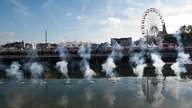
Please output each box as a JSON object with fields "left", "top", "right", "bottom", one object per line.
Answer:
{"left": 179, "top": 25, "right": 192, "bottom": 47}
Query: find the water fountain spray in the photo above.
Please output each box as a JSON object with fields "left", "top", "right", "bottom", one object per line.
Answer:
{"left": 22, "top": 46, "right": 46, "bottom": 84}
{"left": 5, "top": 61, "right": 23, "bottom": 81}
{"left": 55, "top": 43, "right": 70, "bottom": 83}
{"left": 102, "top": 42, "right": 123, "bottom": 81}
{"left": 78, "top": 44, "right": 96, "bottom": 82}
{"left": 130, "top": 53, "right": 146, "bottom": 79}
{"left": 170, "top": 29, "right": 192, "bottom": 79}
{"left": 149, "top": 36, "right": 165, "bottom": 80}
{"left": 129, "top": 39, "right": 147, "bottom": 80}
{"left": 30, "top": 62, "right": 44, "bottom": 84}
{"left": 151, "top": 52, "right": 165, "bottom": 80}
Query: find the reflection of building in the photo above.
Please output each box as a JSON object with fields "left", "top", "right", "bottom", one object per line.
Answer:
{"left": 111, "top": 37, "right": 132, "bottom": 46}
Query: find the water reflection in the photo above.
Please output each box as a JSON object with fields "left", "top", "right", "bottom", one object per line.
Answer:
{"left": 56, "top": 81, "right": 69, "bottom": 107}
{"left": 85, "top": 86, "right": 94, "bottom": 102}
{"left": 0, "top": 77, "right": 192, "bottom": 108}
{"left": 103, "top": 83, "right": 117, "bottom": 106}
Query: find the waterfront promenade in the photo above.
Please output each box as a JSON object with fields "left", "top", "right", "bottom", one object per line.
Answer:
{"left": 0, "top": 47, "right": 191, "bottom": 65}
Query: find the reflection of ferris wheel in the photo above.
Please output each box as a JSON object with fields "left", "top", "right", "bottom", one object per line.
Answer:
{"left": 141, "top": 8, "right": 165, "bottom": 36}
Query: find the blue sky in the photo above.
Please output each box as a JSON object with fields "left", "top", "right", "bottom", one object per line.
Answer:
{"left": 0, "top": 0, "right": 191, "bottom": 44}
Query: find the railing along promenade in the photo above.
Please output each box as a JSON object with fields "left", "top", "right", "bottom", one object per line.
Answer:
{"left": 0, "top": 47, "right": 191, "bottom": 59}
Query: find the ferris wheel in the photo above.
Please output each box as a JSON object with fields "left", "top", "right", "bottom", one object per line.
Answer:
{"left": 141, "top": 8, "right": 165, "bottom": 36}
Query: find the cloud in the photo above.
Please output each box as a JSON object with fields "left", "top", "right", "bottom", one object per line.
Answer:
{"left": 0, "top": 32, "right": 15, "bottom": 36}
{"left": 101, "top": 17, "right": 121, "bottom": 25}
{"left": 150, "top": 0, "right": 192, "bottom": 33}
{"left": 77, "top": 16, "right": 83, "bottom": 20}
{"left": 9, "top": 0, "right": 31, "bottom": 17}
{"left": 65, "top": 13, "right": 72, "bottom": 16}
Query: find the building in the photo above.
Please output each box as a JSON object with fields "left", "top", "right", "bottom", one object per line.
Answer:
{"left": 25, "top": 43, "right": 33, "bottom": 50}
{"left": 36, "top": 43, "right": 51, "bottom": 50}
{"left": 163, "top": 34, "right": 177, "bottom": 47}
{"left": 111, "top": 37, "right": 132, "bottom": 46}
{"left": 1, "top": 41, "right": 25, "bottom": 49}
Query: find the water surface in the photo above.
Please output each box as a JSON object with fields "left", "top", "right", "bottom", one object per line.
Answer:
{"left": 0, "top": 77, "right": 192, "bottom": 108}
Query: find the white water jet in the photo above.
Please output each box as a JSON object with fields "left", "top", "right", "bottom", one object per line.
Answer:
{"left": 5, "top": 62, "right": 23, "bottom": 81}
{"left": 171, "top": 52, "right": 192, "bottom": 79}
{"left": 78, "top": 45, "right": 96, "bottom": 82}
{"left": 102, "top": 57, "right": 116, "bottom": 78}
{"left": 102, "top": 42, "right": 123, "bottom": 81}
{"left": 79, "top": 60, "right": 96, "bottom": 82}
{"left": 56, "top": 61, "right": 69, "bottom": 80}
{"left": 30, "top": 62, "right": 44, "bottom": 79}
{"left": 129, "top": 38, "right": 147, "bottom": 79}
{"left": 171, "top": 62, "right": 186, "bottom": 79}
{"left": 151, "top": 53, "right": 165, "bottom": 79}
{"left": 171, "top": 29, "right": 192, "bottom": 79}
{"left": 84, "top": 61, "right": 96, "bottom": 82}
{"left": 133, "top": 64, "right": 147, "bottom": 79}
{"left": 130, "top": 53, "right": 147, "bottom": 79}
{"left": 56, "top": 43, "right": 70, "bottom": 83}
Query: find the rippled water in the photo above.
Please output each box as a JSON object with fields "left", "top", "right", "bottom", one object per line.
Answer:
{"left": 0, "top": 77, "right": 192, "bottom": 108}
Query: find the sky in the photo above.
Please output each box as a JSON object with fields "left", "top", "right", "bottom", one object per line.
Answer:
{"left": 0, "top": 0, "right": 192, "bottom": 44}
